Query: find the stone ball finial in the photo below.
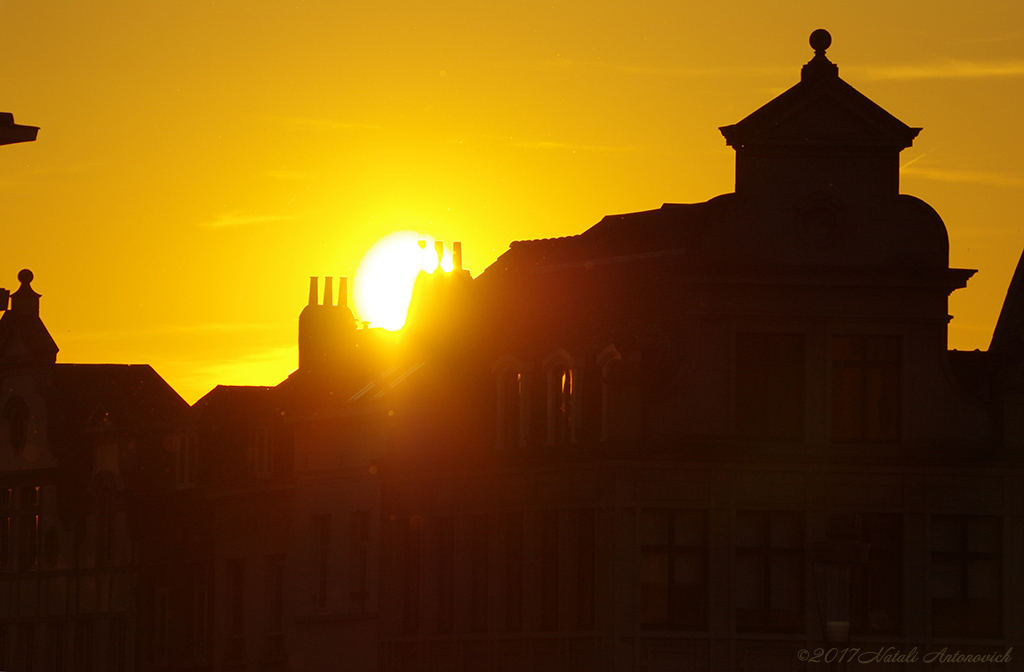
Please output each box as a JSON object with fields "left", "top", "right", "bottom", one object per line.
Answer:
{"left": 810, "top": 29, "right": 832, "bottom": 55}
{"left": 17, "top": 269, "right": 33, "bottom": 284}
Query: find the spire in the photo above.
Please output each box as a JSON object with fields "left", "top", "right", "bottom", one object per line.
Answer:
{"left": 801, "top": 29, "right": 839, "bottom": 81}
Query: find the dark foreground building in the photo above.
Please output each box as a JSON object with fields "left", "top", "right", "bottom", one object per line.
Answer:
{"left": 3, "top": 30, "right": 1024, "bottom": 671}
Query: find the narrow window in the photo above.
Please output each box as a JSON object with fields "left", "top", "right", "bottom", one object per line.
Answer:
{"left": 540, "top": 510, "right": 559, "bottom": 631}
{"left": 497, "top": 370, "right": 523, "bottom": 449}
{"left": 470, "top": 514, "right": 489, "bottom": 632}
{"left": 5, "top": 397, "right": 28, "bottom": 454}
{"left": 931, "top": 515, "right": 1001, "bottom": 637}
{"left": 549, "top": 365, "right": 574, "bottom": 445}
{"left": 576, "top": 509, "right": 596, "bottom": 630}
{"left": 400, "top": 519, "right": 421, "bottom": 634}
{"left": 225, "top": 558, "right": 246, "bottom": 660}
{"left": 264, "top": 554, "right": 286, "bottom": 660}
{"left": 22, "top": 513, "right": 39, "bottom": 569}
{"left": 639, "top": 510, "right": 706, "bottom": 630}
{"left": 832, "top": 335, "right": 901, "bottom": 442}
{"left": 312, "top": 514, "right": 331, "bottom": 609}
{"left": 436, "top": 516, "right": 454, "bottom": 633}
{"left": 351, "top": 511, "right": 370, "bottom": 612}
{"left": 248, "top": 428, "right": 271, "bottom": 477}
{"left": 48, "top": 623, "right": 64, "bottom": 672}
{"left": 850, "top": 513, "right": 902, "bottom": 635}
{"left": 735, "top": 511, "right": 803, "bottom": 631}
{"left": 0, "top": 516, "right": 9, "bottom": 570}
{"left": 73, "top": 621, "right": 93, "bottom": 672}
{"left": 736, "top": 334, "right": 805, "bottom": 440}
{"left": 504, "top": 511, "right": 523, "bottom": 632}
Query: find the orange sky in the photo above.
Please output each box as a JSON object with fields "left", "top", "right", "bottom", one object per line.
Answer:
{"left": 0, "top": 2, "right": 1021, "bottom": 402}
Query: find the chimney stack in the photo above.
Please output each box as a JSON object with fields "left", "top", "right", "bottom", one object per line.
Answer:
{"left": 308, "top": 277, "right": 318, "bottom": 306}
{"left": 453, "top": 241, "right": 463, "bottom": 272}
{"left": 338, "top": 277, "right": 348, "bottom": 308}
{"left": 324, "top": 276, "right": 333, "bottom": 307}
{"left": 435, "top": 240, "right": 444, "bottom": 270}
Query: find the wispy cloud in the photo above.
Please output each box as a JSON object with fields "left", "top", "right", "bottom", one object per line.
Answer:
{"left": 509, "top": 139, "right": 635, "bottom": 152}
{"left": 201, "top": 212, "right": 296, "bottom": 228}
{"left": 276, "top": 117, "right": 383, "bottom": 132}
{"left": 901, "top": 165, "right": 1024, "bottom": 187}
{"left": 850, "top": 60, "right": 1024, "bottom": 81}
{"left": 62, "top": 322, "right": 280, "bottom": 342}
{"left": 527, "top": 58, "right": 788, "bottom": 79}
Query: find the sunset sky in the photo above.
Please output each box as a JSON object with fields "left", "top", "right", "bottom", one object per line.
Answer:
{"left": 0, "top": 2, "right": 1021, "bottom": 402}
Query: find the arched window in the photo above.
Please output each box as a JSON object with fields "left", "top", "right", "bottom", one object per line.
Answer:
{"left": 544, "top": 351, "right": 577, "bottom": 445}
{"left": 493, "top": 356, "right": 526, "bottom": 449}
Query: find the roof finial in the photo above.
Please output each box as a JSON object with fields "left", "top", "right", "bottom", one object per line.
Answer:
{"left": 809, "top": 29, "right": 831, "bottom": 57}
{"left": 801, "top": 29, "right": 838, "bottom": 82}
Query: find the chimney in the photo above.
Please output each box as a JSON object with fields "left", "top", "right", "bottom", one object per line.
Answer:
{"left": 434, "top": 240, "right": 444, "bottom": 271}
{"left": 308, "top": 277, "right": 318, "bottom": 306}
{"left": 338, "top": 277, "right": 348, "bottom": 308}
{"left": 324, "top": 276, "right": 333, "bottom": 307}
{"left": 453, "top": 241, "right": 463, "bottom": 272}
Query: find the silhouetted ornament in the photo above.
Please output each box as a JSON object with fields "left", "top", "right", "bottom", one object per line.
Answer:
{"left": 801, "top": 29, "right": 839, "bottom": 81}
{"left": 810, "top": 29, "right": 831, "bottom": 55}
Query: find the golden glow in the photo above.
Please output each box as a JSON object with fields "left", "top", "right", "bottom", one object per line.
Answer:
{"left": 354, "top": 232, "right": 450, "bottom": 331}
{"left": 0, "top": 4, "right": 1018, "bottom": 402}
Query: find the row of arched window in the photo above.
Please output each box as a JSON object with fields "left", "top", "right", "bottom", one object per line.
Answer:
{"left": 494, "top": 346, "right": 641, "bottom": 449}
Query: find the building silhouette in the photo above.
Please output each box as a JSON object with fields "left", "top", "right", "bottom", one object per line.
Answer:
{"left": 2, "top": 29, "right": 1024, "bottom": 671}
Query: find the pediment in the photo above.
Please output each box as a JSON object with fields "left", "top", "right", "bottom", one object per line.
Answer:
{"left": 721, "top": 76, "right": 920, "bottom": 149}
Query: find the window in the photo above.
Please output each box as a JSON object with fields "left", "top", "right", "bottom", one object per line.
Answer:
{"left": 435, "top": 516, "right": 454, "bottom": 633}
{"left": 931, "top": 515, "right": 1001, "bottom": 637}
{"left": 22, "top": 513, "right": 39, "bottom": 569}
{"left": 225, "top": 558, "right": 246, "bottom": 660}
{"left": 503, "top": 512, "right": 523, "bottom": 632}
{"left": 549, "top": 365, "right": 574, "bottom": 445}
{"left": 639, "top": 509, "right": 706, "bottom": 630}
{"left": 832, "top": 335, "right": 901, "bottom": 442}
{"left": 188, "top": 562, "right": 210, "bottom": 660}
{"left": 497, "top": 369, "right": 523, "bottom": 449}
{"left": 470, "top": 514, "right": 489, "bottom": 632}
{"left": 264, "top": 555, "right": 286, "bottom": 661}
{"left": 248, "top": 428, "right": 271, "bottom": 477}
{"left": 736, "top": 334, "right": 805, "bottom": 440}
{"left": 351, "top": 511, "right": 370, "bottom": 612}
{"left": 73, "top": 621, "right": 93, "bottom": 672}
{"left": 735, "top": 511, "right": 803, "bottom": 631}
{"left": 4, "top": 397, "right": 28, "bottom": 454}
{"left": 96, "top": 487, "right": 114, "bottom": 567}
{"left": 174, "top": 435, "right": 198, "bottom": 486}
{"left": 47, "top": 623, "right": 64, "bottom": 672}
{"left": 850, "top": 514, "right": 902, "bottom": 635}
{"left": 312, "top": 514, "right": 330, "bottom": 609}
{"left": 400, "top": 519, "right": 421, "bottom": 634}
{"left": 576, "top": 509, "right": 596, "bottom": 630}
{"left": 540, "top": 510, "right": 559, "bottom": 630}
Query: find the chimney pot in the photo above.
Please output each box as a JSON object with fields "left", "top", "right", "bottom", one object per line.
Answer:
{"left": 434, "top": 240, "right": 444, "bottom": 270}
{"left": 339, "top": 277, "right": 348, "bottom": 308}
{"left": 324, "top": 276, "right": 333, "bottom": 307}
{"left": 453, "top": 241, "right": 463, "bottom": 271}
{"left": 308, "top": 277, "right": 318, "bottom": 306}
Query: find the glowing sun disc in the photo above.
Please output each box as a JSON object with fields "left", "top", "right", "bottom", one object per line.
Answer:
{"left": 354, "top": 231, "right": 432, "bottom": 331}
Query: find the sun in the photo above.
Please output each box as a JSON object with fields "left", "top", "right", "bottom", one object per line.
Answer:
{"left": 354, "top": 231, "right": 452, "bottom": 330}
